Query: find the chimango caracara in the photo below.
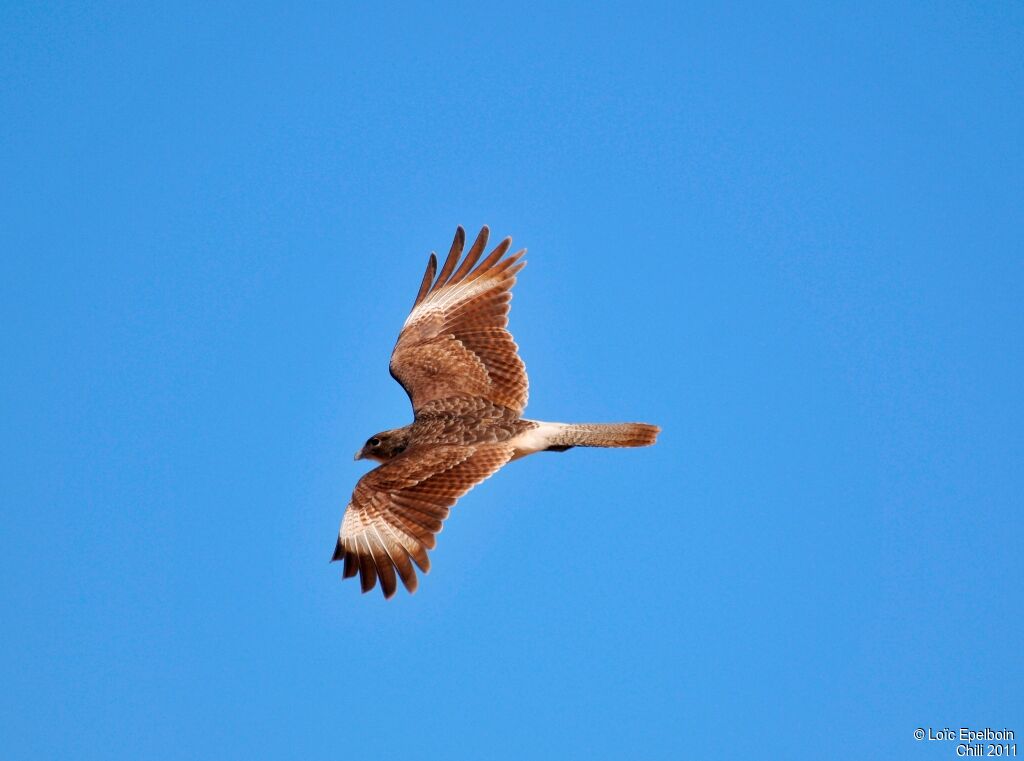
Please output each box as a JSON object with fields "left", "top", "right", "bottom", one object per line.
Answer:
{"left": 333, "top": 226, "right": 659, "bottom": 597}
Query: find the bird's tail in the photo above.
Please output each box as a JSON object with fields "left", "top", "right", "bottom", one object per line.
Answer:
{"left": 543, "top": 422, "right": 660, "bottom": 450}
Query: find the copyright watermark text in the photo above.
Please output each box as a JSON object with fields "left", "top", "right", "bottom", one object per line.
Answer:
{"left": 915, "top": 727, "right": 1016, "bottom": 757}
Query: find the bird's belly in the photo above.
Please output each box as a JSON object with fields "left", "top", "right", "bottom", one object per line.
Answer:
{"left": 507, "top": 422, "right": 563, "bottom": 461}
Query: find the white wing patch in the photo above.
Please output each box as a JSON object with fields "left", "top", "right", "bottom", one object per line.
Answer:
{"left": 402, "top": 275, "right": 498, "bottom": 329}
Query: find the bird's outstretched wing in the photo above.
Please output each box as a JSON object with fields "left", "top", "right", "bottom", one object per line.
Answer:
{"left": 332, "top": 444, "right": 515, "bottom": 598}
{"left": 389, "top": 226, "right": 529, "bottom": 416}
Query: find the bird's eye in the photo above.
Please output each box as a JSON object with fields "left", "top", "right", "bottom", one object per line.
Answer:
{"left": 369, "top": 437, "right": 381, "bottom": 447}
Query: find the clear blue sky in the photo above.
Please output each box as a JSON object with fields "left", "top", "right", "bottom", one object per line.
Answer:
{"left": 2, "top": 3, "right": 1021, "bottom": 759}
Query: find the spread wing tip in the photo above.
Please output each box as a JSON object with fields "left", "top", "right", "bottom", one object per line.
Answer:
{"left": 334, "top": 539, "right": 421, "bottom": 599}
{"left": 412, "top": 253, "right": 438, "bottom": 308}
{"left": 413, "top": 226, "right": 523, "bottom": 305}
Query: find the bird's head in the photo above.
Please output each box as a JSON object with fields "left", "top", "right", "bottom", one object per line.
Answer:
{"left": 354, "top": 428, "right": 410, "bottom": 463}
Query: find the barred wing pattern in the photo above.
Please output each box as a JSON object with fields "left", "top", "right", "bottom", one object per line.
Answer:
{"left": 389, "top": 226, "right": 529, "bottom": 416}
{"left": 332, "top": 444, "right": 515, "bottom": 598}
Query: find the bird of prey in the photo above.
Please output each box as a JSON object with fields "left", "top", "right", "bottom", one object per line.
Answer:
{"left": 332, "top": 226, "right": 659, "bottom": 598}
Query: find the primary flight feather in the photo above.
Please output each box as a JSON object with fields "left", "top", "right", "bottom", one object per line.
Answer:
{"left": 333, "top": 226, "right": 660, "bottom": 598}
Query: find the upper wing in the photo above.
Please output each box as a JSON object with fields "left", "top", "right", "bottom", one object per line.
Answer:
{"left": 390, "top": 226, "right": 529, "bottom": 416}
{"left": 331, "top": 443, "right": 515, "bottom": 598}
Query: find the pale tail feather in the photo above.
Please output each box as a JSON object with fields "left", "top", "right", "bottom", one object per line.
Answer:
{"left": 544, "top": 422, "right": 660, "bottom": 449}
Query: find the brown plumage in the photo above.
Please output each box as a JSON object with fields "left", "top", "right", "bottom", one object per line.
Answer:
{"left": 333, "top": 226, "right": 660, "bottom": 598}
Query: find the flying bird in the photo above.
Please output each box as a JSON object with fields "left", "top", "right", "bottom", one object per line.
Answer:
{"left": 333, "top": 226, "right": 659, "bottom": 597}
